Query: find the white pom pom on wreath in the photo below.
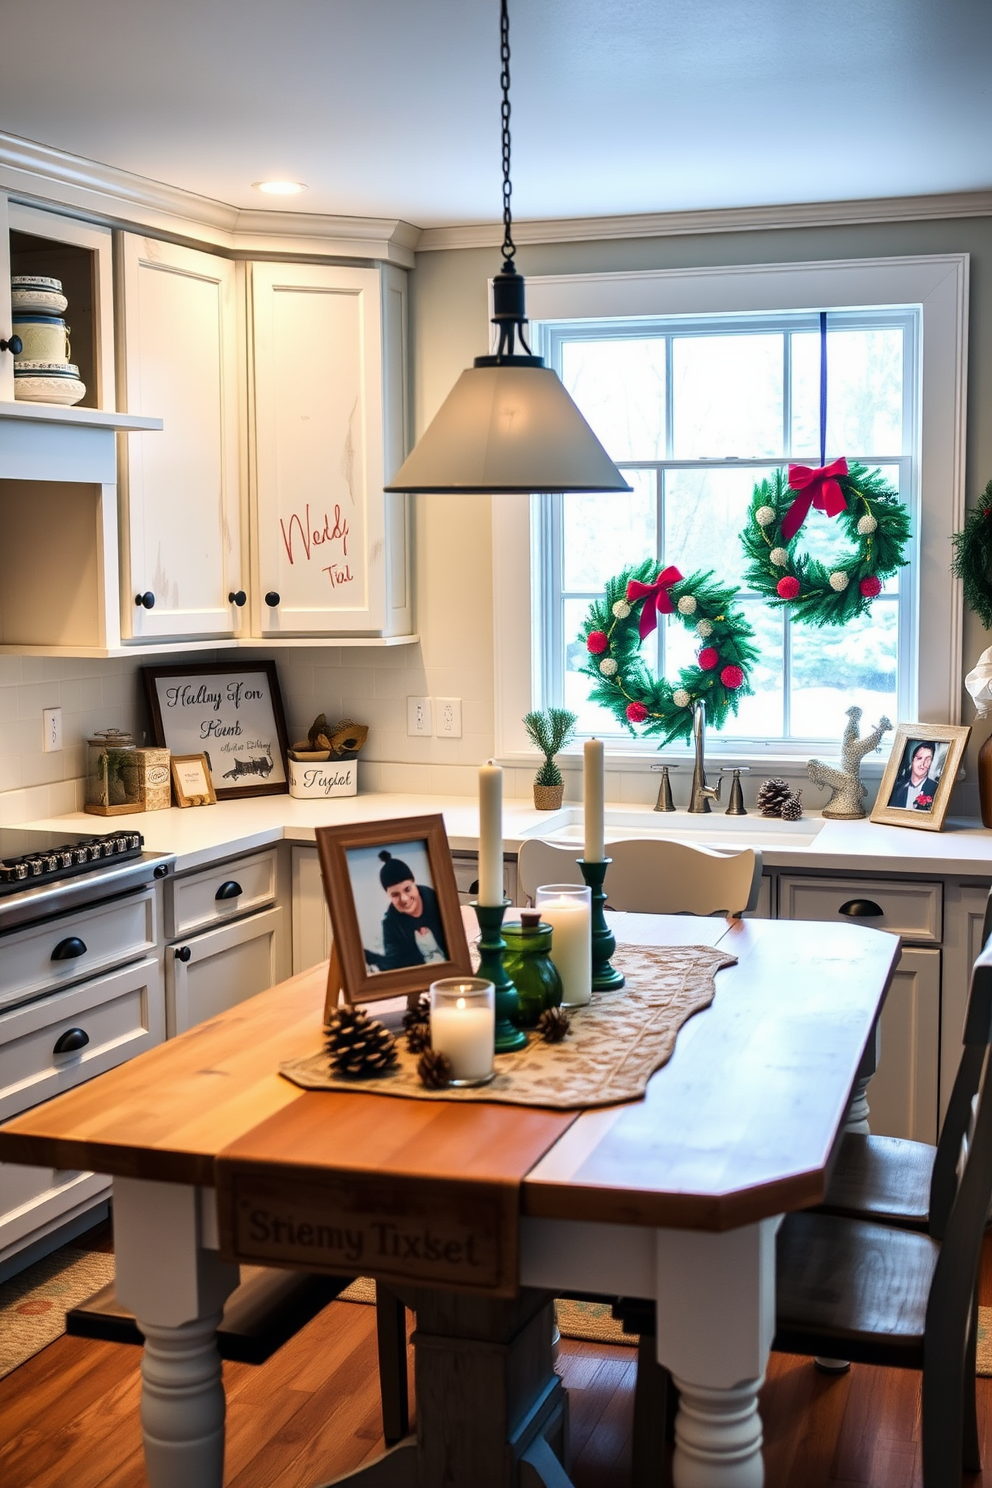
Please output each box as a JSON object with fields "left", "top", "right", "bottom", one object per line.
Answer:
{"left": 599, "top": 657, "right": 618, "bottom": 676}
{"left": 857, "top": 514, "right": 878, "bottom": 535}
{"left": 695, "top": 619, "right": 714, "bottom": 638}
{"left": 829, "top": 570, "right": 850, "bottom": 591}
{"left": 755, "top": 505, "right": 776, "bottom": 527}
{"left": 672, "top": 688, "right": 692, "bottom": 708}
{"left": 676, "top": 595, "right": 697, "bottom": 615}
{"left": 770, "top": 547, "right": 789, "bottom": 567}
{"left": 611, "top": 599, "right": 632, "bottom": 619}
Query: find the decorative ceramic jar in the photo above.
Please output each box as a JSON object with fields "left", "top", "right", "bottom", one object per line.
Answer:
{"left": 502, "top": 910, "right": 564, "bottom": 1026}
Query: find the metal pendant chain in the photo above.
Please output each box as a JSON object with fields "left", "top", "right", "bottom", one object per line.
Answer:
{"left": 500, "top": 0, "right": 516, "bottom": 267}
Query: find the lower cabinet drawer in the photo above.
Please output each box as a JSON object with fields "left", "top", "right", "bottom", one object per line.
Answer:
{"left": 167, "top": 906, "right": 284, "bottom": 1036}
{"left": 0, "top": 1165, "right": 110, "bottom": 1259}
{"left": 0, "top": 888, "right": 158, "bottom": 1011}
{"left": 779, "top": 875, "right": 942, "bottom": 944}
{"left": 166, "top": 849, "right": 278, "bottom": 939}
{"left": 0, "top": 955, "right": 166, "bottom": 1123}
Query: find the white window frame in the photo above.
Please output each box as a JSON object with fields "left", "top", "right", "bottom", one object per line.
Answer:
{"left": 493, "top": 254, "right": 968, "bottom": 766}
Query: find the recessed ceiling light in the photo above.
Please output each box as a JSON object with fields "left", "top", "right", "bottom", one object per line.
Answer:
{"left": 253, "top": 180, "right": 307, "bottom": 196}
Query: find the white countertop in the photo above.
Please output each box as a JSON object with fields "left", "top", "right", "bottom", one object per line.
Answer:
{"left": 18, "top": 791, "right": 992, "bottom": 878}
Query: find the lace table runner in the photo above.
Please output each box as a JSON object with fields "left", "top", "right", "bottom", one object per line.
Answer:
{"left": 279, "top": 942, "right": 736, "bottom": 1110}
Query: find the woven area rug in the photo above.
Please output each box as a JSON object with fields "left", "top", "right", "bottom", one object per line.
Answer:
{"left": 0, "top": 1247, "right": 114, "bottom": 1379}
{"left": 976, "top": 1307, "right": 992, "bottom": 1375}
{"left": 281, "top": 943, "right": 736, "bottom": 1109}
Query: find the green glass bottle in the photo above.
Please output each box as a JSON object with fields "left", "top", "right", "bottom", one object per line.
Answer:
{"left": 501, "top": 911, "right": 564, "bottom": 1027}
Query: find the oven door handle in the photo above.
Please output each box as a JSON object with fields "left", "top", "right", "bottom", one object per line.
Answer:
{"left": 51, "top": 936, "right": 87, "bottom": 961}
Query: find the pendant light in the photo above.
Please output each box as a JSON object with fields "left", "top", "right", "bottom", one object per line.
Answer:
{"left": 385, "top": 0, "right": 630, "bottom": 496}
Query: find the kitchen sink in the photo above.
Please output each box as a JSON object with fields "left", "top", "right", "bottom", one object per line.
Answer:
{"left": 517, "top": 806, "right": 827, "bottom": 850}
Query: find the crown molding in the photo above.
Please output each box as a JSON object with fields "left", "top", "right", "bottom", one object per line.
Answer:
{"left": 415, "top": 189, "right": 992, "bottom": 252}
{"left": 0, "top": 132, "right": 420, "bottom": 266}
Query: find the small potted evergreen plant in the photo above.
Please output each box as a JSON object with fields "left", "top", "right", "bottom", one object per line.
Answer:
{"left": 523, "top": 708, "right": 578, "bottom": 810}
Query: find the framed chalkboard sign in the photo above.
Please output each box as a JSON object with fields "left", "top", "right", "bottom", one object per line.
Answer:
{"left": 143, "top": 662, "right": 289, "bottom": 800}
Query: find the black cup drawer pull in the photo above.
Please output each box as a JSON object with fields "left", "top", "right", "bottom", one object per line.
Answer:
{"left": 53, "top": 1027, "right": 90, "bottom": 1055}
{"left": 175, "top": 945, "right": 192, "bottom": 962}
{"left": 51, "top": 936, "right": 87, "bottom": 960}
{"left": 215, "top": 880, "right": 243, "bottom": 901}
{"left": 838, "top": 898, "right": 884, "bottom": 918}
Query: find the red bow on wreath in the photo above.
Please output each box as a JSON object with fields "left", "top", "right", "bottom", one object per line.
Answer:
{"left": 781, "top": 458, "right": 849, "bottom": 543}
{"left": 626, "top": 566, "right": 684, "bottom": 639}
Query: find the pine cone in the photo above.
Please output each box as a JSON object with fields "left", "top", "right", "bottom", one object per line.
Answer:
{"left": 536, "top": 1006, "right": 571, "bottom": 1044}
{"left": 402, "top": 994, "right": 430, "bottom": 1034}
{"left": 756, "top": 777, "right": 791, "bottom": 817}
{"left": 325, "top": 1007, "right": 398, "bottom": 1077}
{"left": 405, "top": 1021, "right": 432, "bottom": 1055}
{"left": 417, "top": 1048, "right": 452, "bottom": 1089}
{"left": 781, "top": 790, "right": 804, "bottom": 821}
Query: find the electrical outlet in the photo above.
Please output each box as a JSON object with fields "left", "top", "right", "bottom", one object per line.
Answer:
{"left": 406, "top": 696, "right": 433, "bottom": 736}
{"left": 435, "top": 698, "right": 462, "bottom": 738}
{"left": 43, "top": 707, "right": 63, "bottom": 753}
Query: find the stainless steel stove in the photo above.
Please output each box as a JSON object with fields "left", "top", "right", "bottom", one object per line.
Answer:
{"left": 0, "top": 826, "right": 174, "bottom": 932}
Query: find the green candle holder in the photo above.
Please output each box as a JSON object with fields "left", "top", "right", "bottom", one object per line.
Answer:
{"left": 471, "top": 899, "right": 528, "bottom": 1052}
{"left": 578, "top": 859, "right": 625, "bottom": 993}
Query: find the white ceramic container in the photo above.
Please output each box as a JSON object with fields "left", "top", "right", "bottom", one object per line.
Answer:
{"left": 287, "top": 757, "right": 357, "bottom": 798}
{"left": 13, "top": 361, "right": 86, "bottom": 406}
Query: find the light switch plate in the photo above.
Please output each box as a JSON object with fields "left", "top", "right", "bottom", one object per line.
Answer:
{"left": 435, "top": 698, "right": 462, "bottom": 738}
{"left": 407, "top": 696, "right": 433, "bottom": 736}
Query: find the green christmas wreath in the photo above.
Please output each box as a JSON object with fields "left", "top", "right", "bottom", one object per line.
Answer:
{"left": 951, "top": 479, "right": 992, "bottom": 629}
{"left": 740, "top": 462, "right": 911, "bottom": 626}
{"left": 580, "top": 559, "right": 759, "bottom": 746}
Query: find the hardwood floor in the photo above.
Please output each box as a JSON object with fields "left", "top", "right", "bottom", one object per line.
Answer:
{"left": 2, "top": 1232, "right": 991, "bottom": 1487}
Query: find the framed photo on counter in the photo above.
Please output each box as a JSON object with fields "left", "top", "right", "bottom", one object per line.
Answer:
{"left": 143, "top": 662, "right": 289, "bottom": 801}
{"left": 870, "top": 722, "right": 971, "bottom": 831}
{"left": 170, "top": 754, "right": 217, "bottom": 808}
{"left": 316, "top": 814, "right": 472, "bottom": 1014}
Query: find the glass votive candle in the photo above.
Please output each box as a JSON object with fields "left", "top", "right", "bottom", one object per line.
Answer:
{"left": 429, "top": 977, "right": 496, "bottom": 1086}
{"left": 534, "top": 884, "right": 592, "bottom": 1006}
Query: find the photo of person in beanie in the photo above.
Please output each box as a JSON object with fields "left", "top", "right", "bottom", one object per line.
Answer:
{"left": 347, "top": 841, "right": 449, "bottom": 973}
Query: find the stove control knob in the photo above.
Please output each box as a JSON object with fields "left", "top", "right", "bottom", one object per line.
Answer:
{"left": 175, "top": 945, "right": 192, "bottom": 962}
{"left": 153, "top": 863, "right": 170, "bottom": 879}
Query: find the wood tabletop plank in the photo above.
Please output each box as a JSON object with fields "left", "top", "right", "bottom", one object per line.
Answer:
{"left": 521, "top": 917, "right": 901, "bottom": 1229}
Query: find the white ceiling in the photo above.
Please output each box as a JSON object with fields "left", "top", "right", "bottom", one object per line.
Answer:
{"left": 0, "top": 0, "right": 989, "bottom": 230}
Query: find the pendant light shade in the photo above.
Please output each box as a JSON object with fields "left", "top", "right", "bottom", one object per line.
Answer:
{"left": 384, "top": 0, "right": 630, "bottom": 498}
{"left": 385, "top": 362, "right": 631, "bottom": 494}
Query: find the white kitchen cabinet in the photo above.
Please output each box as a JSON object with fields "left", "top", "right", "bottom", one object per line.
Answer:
{"left": 861, "top": 945, "right": 940, "bottom": 1143}
{"left": 117, "top": 234, "right": 245, "bottom": 642}
{"left": 292, "top": 845, "right": 332, "bottom": 975}
{"left": 166, "top": 904, "right": 284, "bottom": 1036}
{"left": 249, "top": 260, "right": 411, "bottom": 638}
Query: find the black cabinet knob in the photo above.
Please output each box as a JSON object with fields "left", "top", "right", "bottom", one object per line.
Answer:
{"left": 175, "top": 945, "right": 192, "bottom": 962}
{"left": 53, "top": 1027, "right": 90, "bottom": 1055}
{"left": 838, "top": 899, "right": 884, "bottom": 918}
{"left": 228, "top": 590, "right": 247, "bottom": 607}
{"left": 135, "top": 591, "right": 155, "bottom": 609}
{"left": 51, "top": 936, "right": 87, "bottom": 961}
{"left": 215, "top": 880, "right": 242, "bottom": 901}
{"left": 264, "top": 591, "right": 280, "bottom": 608}
{"left": 0, "top": 335, "right": 23, "bottom": 355}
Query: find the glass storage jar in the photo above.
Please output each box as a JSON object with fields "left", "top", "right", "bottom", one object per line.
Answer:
{"left": 85, "top": 729, "right": 141, "bottom": 815}
{"left": 501, "top": 910, "right": 564, "bottom": 1026}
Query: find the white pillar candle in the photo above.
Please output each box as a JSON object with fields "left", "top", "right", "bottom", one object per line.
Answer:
{"left": 584, "top": 738, "right": 606, "bottom": 862}
{"left": 536, "top": 887, "right": 592, "bottom": 1007}
{"left": 430, "top": 979, "right": 495, "bottom": 1082}
{"left": 478, "top": 760, "right": 504, "bottom": 906}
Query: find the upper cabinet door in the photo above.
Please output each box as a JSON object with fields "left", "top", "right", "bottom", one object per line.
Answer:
{"left": 118, "top": 235, "right": 244, "bottom": 641}
{"left": 250, "top": 261, "right": 410, "bottom": 637}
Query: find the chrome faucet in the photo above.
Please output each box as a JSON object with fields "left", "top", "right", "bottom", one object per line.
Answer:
{"left": 688, "top": 700, "right": 721, "bottom": 814}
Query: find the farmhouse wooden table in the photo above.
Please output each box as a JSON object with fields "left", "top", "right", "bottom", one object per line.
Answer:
{"left": 0, "top": 914, "right": 899, "bottom": 1488}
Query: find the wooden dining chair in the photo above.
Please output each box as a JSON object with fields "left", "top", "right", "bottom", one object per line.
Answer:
{"left": 516, "top": 836, "right": 762, "bottom": 916}
{"left": 816, "top": 884, "right": 992, "bottom": 1233}
{"left": 772, "top": 939, "right": 992, "bottom": 1486}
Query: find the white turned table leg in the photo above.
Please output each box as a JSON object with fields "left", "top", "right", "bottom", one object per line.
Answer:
{"left": 655, "top": 1218, "right": 779, "bottom": 1488}
{"left": 671, "top": 1376, "right": 765, "bottom": 1488}
{"left": 113, "top": 1178, "right": 238, "bottom": 1488}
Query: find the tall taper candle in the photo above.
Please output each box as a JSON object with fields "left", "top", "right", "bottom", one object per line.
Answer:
{"left": 478, "top": 760, "right": 504, "bottom": 906}
{"left": 584, "top": 738, "right": 606, "bottom": 862}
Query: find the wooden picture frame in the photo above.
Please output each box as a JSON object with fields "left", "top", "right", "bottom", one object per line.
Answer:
{"left": 870, "top": 722, "right": 971, "bottom": 831}
{"left": 170, "top": 753, "right": 217, "bottom": 808}
{"left": 316, "top": 814, "right": 472, "bottom": 1015}
{"left": 143, "top": 662, "right": 289, "bottom": 800}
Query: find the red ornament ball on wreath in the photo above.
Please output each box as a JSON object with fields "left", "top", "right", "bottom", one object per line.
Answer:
{"left": 859, "top": 575, "right": 882, "bottom": 598}
{"left": 586, "top": 630, "right": 609, "bottom": 655}
{"left": 776, "top": 576, "right": 801, "bottom": 600}
{"left": 698, "top": 647, "right": 719, "bottom": 671}
{"left": 625, "top": 701, "right": 649, "bottom": 724}
{"left": 720, "top": 665, "right": 745, "bottom": 690}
